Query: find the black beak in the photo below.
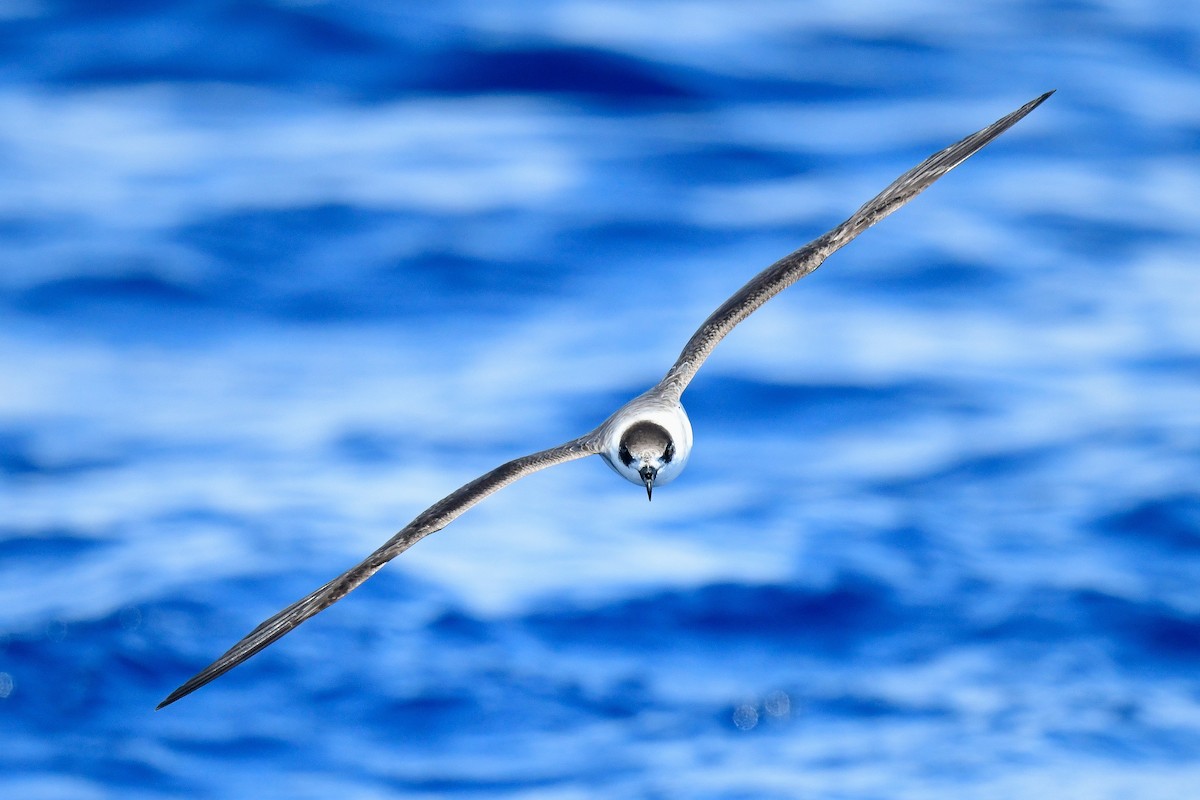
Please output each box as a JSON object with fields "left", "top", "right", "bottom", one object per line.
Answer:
{"left": 638, "top": 465, "right": 656, "bottom": 501}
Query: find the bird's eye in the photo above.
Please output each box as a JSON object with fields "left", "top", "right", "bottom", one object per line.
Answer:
{"left": 663, "top": 440, "right": 675, "bottom": 462}
{"left": 618, "top": 444, "right": 633, "bottom": 466}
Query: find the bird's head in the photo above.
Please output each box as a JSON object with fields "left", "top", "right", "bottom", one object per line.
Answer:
{"left": 610, "top": 420, "right": 684, "bottom": 500}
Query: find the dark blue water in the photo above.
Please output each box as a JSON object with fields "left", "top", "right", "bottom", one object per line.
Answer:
{"left": 3, "top": 2, "right": 1200, "bottom": 797}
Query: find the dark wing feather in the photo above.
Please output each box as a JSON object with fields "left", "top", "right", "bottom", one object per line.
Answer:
{"left": 159, "top": 92, "right": 1052, "bottom": 709}
{"left": 655, "top": 90, "right": 1053, "bottom": 400}
{"left": 157, "top": 435, "right": 600, "bottom": 709}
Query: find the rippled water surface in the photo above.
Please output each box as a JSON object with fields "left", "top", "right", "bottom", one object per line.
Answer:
{"left": 3, "top": 2, "right": 1200, "bottom": 798}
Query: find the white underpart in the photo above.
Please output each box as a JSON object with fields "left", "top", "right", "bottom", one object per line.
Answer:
{"left": 598, "top": 393, "right": 694, "bottom": 488}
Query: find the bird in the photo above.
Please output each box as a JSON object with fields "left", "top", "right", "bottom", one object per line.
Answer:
{"left": 158, "top": 90, "right": 1053, "bottom": 709}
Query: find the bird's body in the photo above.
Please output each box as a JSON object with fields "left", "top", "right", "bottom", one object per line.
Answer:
{"left": 159, "top": 91, "right": 1053, "bottom": 709}
{"left": 598, "top": 391, "right": 693, "bottom": 498}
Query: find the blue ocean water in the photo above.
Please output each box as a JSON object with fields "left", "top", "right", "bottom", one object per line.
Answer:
{"left": 3, "top": 1, "right": 1200, "bottom": 797}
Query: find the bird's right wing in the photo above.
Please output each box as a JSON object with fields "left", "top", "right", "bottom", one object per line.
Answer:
{"left": 655, "top": 90, "right": 1054, "bottom": 401}
{"left": 158, "top": 433, "right": 602, "bottom": 709}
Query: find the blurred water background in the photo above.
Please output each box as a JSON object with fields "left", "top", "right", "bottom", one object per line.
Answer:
{"left": 3, "top": 1, "right": 1200, "bottom": 798}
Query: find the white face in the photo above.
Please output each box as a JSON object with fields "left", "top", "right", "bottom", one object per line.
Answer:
{"left": 602, "top": 402, "right": 693, "bottom": 489}
{"left": 614, "top": 433, "right": 684, "bottom": 487}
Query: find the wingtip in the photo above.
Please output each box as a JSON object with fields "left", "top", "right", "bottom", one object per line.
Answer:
{"left": 156, "top": 688, "right": 184, "bottom": 710}
{"left": 1008, "top": 90, "right": 1055, "bottom": 121}
{"left": 157, "top": 674, "right": 207, "bottom": 710}
{"left": 1025, "top": 89, "right": 1056, "bottom": 112}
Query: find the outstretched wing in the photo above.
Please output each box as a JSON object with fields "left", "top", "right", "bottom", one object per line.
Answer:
{"left": 158, "top": 434, "right": 601, "bottom": 709}
{"left": 655, "top": 90, "right": 1053, "bottom": 401}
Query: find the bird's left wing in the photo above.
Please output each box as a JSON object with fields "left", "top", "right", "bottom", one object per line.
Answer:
{"left": 654, "top": 90, "right": 1053, "bottom": 400}
{"left": 158, "top": 434, "right": 601, "bottom": 709}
